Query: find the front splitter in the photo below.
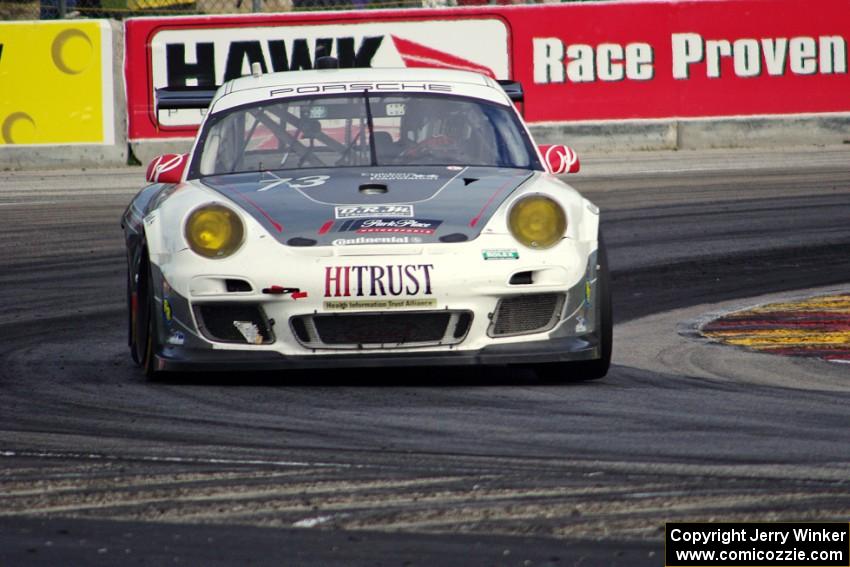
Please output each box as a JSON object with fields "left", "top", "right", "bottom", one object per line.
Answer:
{"left": 154, "top": 334, "right": 601, "bottom": 372}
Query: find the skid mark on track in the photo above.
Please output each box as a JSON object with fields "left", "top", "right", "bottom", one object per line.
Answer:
{"left": 2, "top": 452, "right": 850, "bottom": 541}
{"left": 0, "top": 449, "right": 355, "bottom": 470}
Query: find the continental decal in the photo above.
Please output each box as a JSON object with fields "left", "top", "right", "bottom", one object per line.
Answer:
{"left": 701, "top": 293, "right": 850, "bottom": 363}
{"left": 0, "top": 21, "right": 114, "bottom": 145}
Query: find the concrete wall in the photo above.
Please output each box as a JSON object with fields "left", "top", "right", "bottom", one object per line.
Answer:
{"left": 532, "top": 115, "right": 850, "bottom": 152}
{"left": 0, "top": 20, "right": 127, "bottom": 170}
{"left": 131, "top": 114, "right": 850, "bottom": 167}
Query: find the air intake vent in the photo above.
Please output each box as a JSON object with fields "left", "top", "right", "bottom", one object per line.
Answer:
{"left": 194, "top": 304, "right": 274, "bottom": 344}
{"left": 453, "top": 312, "right": 473, "bottom": 339}
{"left": 291, "top": 311, "right": 472, "bottom": 350}
{"left": 439, "top": 233, "right": 468, "bottom": 243}
{"left": 509, "top": 271, "right": 533, "bottom": 285}
{"left": 225, "top": 279, "right": 252, "bottom": 292}
{"left": 287, "top": 237, "right": 317, "bottom": 247}
{"left": 490, "top": 293, "right": 565, "bottom": 337}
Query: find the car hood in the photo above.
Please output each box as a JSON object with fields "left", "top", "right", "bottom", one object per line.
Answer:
{"left": 199, "top": 166, "right": 535, "bottom": 246}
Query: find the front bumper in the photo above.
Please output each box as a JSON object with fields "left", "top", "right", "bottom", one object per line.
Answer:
{"left": 149, "top": 237, "right": 602, "bottom": 372}
{"left": 153, "top": 333, "right": 601, "bottom": 372}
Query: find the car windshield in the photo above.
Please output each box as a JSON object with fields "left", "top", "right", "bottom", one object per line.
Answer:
{"left": 193, "top": 93, "right": 539, "bottom": 176}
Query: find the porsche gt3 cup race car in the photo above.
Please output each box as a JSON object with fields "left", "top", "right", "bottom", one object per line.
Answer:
{"left": 122, "top": 60, "right": 611, "bottom": 381}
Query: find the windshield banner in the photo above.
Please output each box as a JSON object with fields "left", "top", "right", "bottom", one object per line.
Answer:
{"left": 124, "top": 0, "right": 850, "bottom": 141}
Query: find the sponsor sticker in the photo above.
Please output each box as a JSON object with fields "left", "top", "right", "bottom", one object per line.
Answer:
{"left": 482, "top": 249, "right": 519, "bottom": 260}
{"left": 363, "top": 172, "right": 440, "bottom": 181}
{"left": 386, "top": 103, "right": 406, "bottom": 116}
{"left": 324, "top": 264, "right": 434, "bottom": 297}
{"left": 338, "top": 218, "right": 442, "bottom": 235}
{"left": 324, "top": 298, "right": 438, "bottom": 311}
{"left": 334, "top": 204, "right": 413, "bottom": 219}
{"left": 308, "top": 106, "right": 328, "bottom": 119}
{"left": 332, "top": 236, "right": 422, "bottom": 246}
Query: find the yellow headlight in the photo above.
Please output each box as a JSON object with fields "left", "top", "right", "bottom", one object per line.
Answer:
{"left": 508, "top": 195, "right": 566, "bottom": 249}
{"left": 184, "top": 204, "right": 244, "bottom": 259}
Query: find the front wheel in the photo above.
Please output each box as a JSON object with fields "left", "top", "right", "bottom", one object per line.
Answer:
{"left": 130, "top": 256, "right": 162, "bottom": 380}
{"left": 535, "top": 236, "right": 612, "bottom": 382}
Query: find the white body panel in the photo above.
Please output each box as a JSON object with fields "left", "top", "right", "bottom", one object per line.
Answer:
{"left": 134, "top": 67, "right": 604, "bottom": 367}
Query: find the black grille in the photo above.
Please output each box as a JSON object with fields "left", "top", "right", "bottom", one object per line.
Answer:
{"left": 291, "top": 317, "right": 310, "bottom": 343}
{"left": 292, "top": 311, "right": 472, "bottom": 349}
{"left": 453, "top": 312, "right": 473, "bottom": 339}
{"left": 491, "top": 293, "right": 564, "bottom": 337}
{"left": 194, "top": 304, "right": 274, "bottom": 344}
{"left": 316, "top": 313, "right": 448, "bottom": 344}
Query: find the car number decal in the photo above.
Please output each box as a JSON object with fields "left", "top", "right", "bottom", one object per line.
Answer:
{"left": 257, "top": 175, "right": 330, "bottom": 192}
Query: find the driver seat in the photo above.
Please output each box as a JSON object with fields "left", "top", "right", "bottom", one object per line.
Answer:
{"left": 373, "top": 131, "right": 398, "bottom": 160}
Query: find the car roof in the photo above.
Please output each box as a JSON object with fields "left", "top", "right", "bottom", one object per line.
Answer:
{"left": 210, "top": 67, "right": 511, "bottom": 114}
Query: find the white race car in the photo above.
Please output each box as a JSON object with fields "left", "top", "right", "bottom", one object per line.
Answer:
{"left": 122, "top": 61, "right": 611, "bottom": 381}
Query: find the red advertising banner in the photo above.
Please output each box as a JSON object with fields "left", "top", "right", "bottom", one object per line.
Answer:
{"left": 514, "top": 0, "right": 850, "bottom": 123}
{"left": 124, "top": 0, "right": 850, "bottom": 141}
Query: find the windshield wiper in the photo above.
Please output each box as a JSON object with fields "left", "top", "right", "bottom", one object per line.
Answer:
{"left": 363, "top": 89, "right": 378, "bottom": 167}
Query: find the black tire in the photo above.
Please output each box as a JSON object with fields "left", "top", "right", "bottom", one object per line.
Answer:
{"left": 131, "top": 255, "right": 161, "bottom": 380}
{"left": 535, "top": 236, "right": 612, "bottom": 383}
{"left": 128, "top": 265, "right": 141, "bottom": 365}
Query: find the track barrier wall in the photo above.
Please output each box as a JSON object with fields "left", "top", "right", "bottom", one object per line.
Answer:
{"left": 0, "top": 19, "right": 127, "bottom": 168}
{"left": 2, "top": 0, "right": 849, "bottom": 169}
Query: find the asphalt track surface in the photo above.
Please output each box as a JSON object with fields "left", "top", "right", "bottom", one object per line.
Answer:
{"left": 1, "top": 147, "right": 849, "bottom": 566}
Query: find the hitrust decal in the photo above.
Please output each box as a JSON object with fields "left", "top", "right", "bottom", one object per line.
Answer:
{"left": 324, "top": 264, "right": 434, "bottom": 297}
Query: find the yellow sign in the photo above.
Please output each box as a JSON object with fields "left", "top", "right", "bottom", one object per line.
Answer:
{"left": 0, "top": 21, "right": 113, "bottom": 145}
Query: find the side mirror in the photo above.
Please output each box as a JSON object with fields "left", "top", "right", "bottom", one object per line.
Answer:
{"left": 146, "top": 153, "right": 188, "bottom": 184}
{"left": 539, "top": 145, "right": 580, "bottom": 174}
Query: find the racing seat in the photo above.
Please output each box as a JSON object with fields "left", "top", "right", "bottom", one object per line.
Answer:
{"left": 373, "top": 131, "right": 398, "bottom": 161}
